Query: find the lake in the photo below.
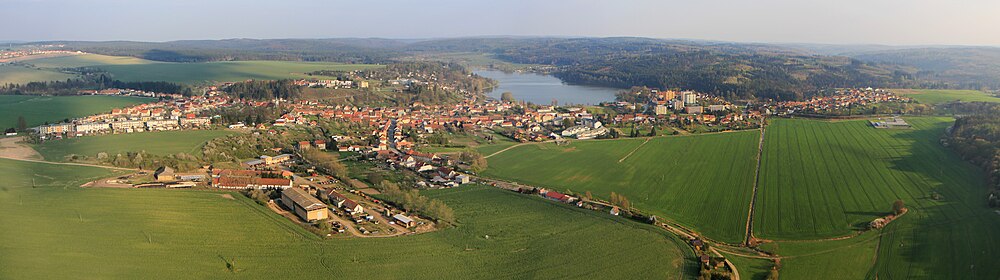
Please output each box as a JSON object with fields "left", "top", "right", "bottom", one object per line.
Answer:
{"left": 475, "top": 70, "right": 620, "bottom": 105}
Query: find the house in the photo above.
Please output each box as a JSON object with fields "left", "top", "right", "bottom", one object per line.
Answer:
{"left": 393, "top": 214, "right": 415, "bottom": 228}
{"left": 610, "top": 206, "right": 620, "bottom": 216}
{"left": 542, "top": 189, "right": 576, "bottom": 203}
{"left": 454, "top": 174, "right": 471, "bottom": 184}
{"left": 313, "top": 140, "right": 327, "bottom": 150}
{"left": 298, "top": 141, "right": 311, "bottom": 150}
{"left": 281, "top": 188, "right": 329, "bottom": 222}
{"left": 329, "top": 190, "right": 364, "bottom": 215}
{"left": 153, "top": 166, "right": 175, "bottom": 182}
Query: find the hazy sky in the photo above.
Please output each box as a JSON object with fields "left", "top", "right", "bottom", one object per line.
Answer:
{"left": 3, "top": 0, "right": 1000, "bottom": 46}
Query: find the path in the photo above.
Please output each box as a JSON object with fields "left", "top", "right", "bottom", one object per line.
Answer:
{"left": 618, "top": 137, "right": 650, "bottom": 163}
{"left": 743, "top": 123, "right": 766, "bottom": 246}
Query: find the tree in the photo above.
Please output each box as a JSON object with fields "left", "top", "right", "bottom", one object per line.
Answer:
{"left": 16, "top": 116, "right": 27, "bottom": 132}
{"left": 766, "top": 266, "right": 780, "bottom": 280}
{"left": 562, "top": 118, "right": 575, "bottom": 128}
{"left": 892, "top": 199, "right": 906, "bottom": 215}
{"left": 316, "top": 219, "right": 332, "bottom": 232}
{"left": 460, "top": 150, "right": 488, "bottom": 173}
{"left": 648, "top": 126, "right": 657, "bottom": 137}
{"left": 585, "top": 191, "right": 593, "bottom": 201}
{"left": 501, "top": 92, "right": 516, "bottom": 103}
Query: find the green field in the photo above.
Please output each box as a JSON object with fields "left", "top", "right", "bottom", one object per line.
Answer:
{"left": 34, "top": 130, "right": 236, "bottom": 161}
{"left": 0, "top": 63, "right": 77, "bottom": 84}
{"left": 895, "top": 89, "right": 1000, "bottom": 104}
{"left": 15, "top": 53, "right": 383, "bottom": 84}
{"left": 0, "top": 158, "right": 695, "bottom": 279}
{"left": 0, "top": 95, "right": 150, "bottom": 128}
{"left": 482, "top": 117, "right": 1000, "bottom": 279}
{"left": 755, "top": 117, "right": 1000, "bottom": 279}
{"left": 482, "top": 132, "right": 760, "bottom": 244}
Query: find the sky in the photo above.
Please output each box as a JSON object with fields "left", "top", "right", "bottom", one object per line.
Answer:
{"left": 3, "top": 0, "right": 1000, "bottom": 46}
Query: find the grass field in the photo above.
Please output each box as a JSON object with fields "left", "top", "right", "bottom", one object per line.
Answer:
{"left": 755, "top": 117, "right": 1000, "bottom": 279}
{"left": 14, "top": 53, "right": 382, "bottom": 84}
{"left": 0, "top": 158, "right": 695, "bottom": 279}
{"left": 481, "top": 132, "right": 760, "bottom": 244}
{"left": 0, "top": 95, "right": 151, "bottom": 128}
{"left": 0, "top": 64, "right": 77, "bottom": 84}
{"left": 34, "top": 130, "right": 236, "bottom": 161}
{"left": 894, "top": 89, "right": 1000, "bottom": 104}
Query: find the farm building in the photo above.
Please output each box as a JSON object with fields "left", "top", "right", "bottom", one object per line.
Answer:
{"left": 393, "top": 214, "right": 415, "bottom": 228}
{"left": 870, "top": 117, "right": 911, "bottom": 129}
{"left": 281, "top": 188, "right": 329, "bottom": 222}
{"left": 153, "top": 166, "right": 175, "bottom": 182}
{"left": 212, "top": 177, "right": 292, "bottom": 190}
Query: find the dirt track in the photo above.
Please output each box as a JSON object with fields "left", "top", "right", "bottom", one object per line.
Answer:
{"left": 0, "top": 136, "right": 43, "bottom": 161}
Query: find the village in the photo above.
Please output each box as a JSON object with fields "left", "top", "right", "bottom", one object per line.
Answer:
{"left": 29, "top": 80, "right": 915, "bottom": 244}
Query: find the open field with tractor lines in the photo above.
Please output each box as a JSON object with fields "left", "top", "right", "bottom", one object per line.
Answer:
{"left": 481, "top": 132, "right": 761, "bottom": 244}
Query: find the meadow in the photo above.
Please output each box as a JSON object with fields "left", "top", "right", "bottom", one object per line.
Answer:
{"left": 754, "top": 117, "right": 1000, "bottom": 279}
{"left": 481, "top": 132, "right": 761, "bottom": 244}
{"left": 894, "top": 89, "right": 1000, "bottom": 104}
{"left": 0, "top": 95, "right": 150, "bottom": 128}
{"left": 0, "top": 158, "right": 695, "bottom": 279}
{"left": 34, "top": 130, "right": 236, "bottom": 161}
{"left": 0, "top": 63, "right": 77, "bottom": 84}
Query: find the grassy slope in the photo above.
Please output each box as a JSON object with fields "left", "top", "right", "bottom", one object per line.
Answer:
{"left": 482, "top": 132, "right": 760, "bottom": 244}
{"left": 0, "top": 95, "right": 151, "bottom": 128}
{"left": 33, "top": 130, "right": 236, "bottom": 160}
{"left": 894, "top": 89, "right": 1000, "bottom": 104}
{"left": 0, "top": 64, "right": 77, "bottom": 84}
{"left": 755, "top": 117, "right": 1000, "bottom": 279}
{"left": 0, "top": 158, "right": 695, "bottom": 279}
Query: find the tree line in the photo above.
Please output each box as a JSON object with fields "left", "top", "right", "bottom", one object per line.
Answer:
{"left": 943, "top": 102, "right": 1000, "bottom": 207}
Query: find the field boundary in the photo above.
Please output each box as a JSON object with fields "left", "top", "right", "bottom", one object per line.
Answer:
{"left": 744, "top": 123, "right": 766, "bottom": 245}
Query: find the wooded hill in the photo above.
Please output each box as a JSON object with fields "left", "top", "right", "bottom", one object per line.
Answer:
{"left": 26, "top": 37, "right": 1000, "bottom": 101}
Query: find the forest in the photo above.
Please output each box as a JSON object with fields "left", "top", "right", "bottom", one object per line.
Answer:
{"left": 943, "top": 102, "right": 1000, "bottom": 206}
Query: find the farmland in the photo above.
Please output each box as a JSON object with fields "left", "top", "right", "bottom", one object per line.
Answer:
{"left": 0, "top": 63, "right": 77, "bottom": 84}
{"left": 0, "top": 95, "right": 150, "bottom": 128}
{"left": 481, "top": 132, "right": 760, "bottom": 244}
{"left": 20, "top": 53, "right": 378, "bottom": 83}
{"left": 0, "top": 158, "right": 695, "bottom": 279}
{"left": 21, "top": 53, "right": 156, "bottom": 68}
{"left": 894, "top": 89, "right": 1000, "bottom": 104}
{"left": 33, "top": 130, "right": 237, "bottom": 161}
{"left": 754, "top": 117, "right": 1000, "bottom": 279}
{"left": 12, "top": 53, "right": 383, "bottom": 84}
